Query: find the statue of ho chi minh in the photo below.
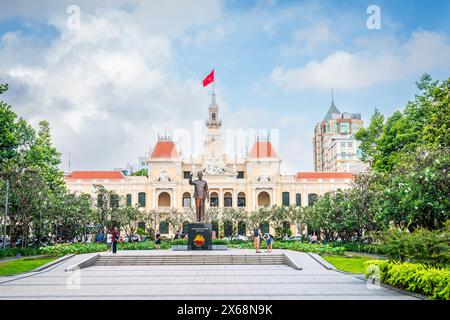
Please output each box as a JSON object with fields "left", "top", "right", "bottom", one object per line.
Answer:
{"left": 188, "top": 171, "right": 209, "bottom": 222}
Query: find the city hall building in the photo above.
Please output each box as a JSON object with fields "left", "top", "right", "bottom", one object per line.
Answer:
{"left": 65, "top": 94, "right": 354, "bottom": 233}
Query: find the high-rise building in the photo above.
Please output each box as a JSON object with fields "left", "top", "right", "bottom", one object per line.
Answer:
{"left": 313, "top": 95, "right": 366, "bottom": 173}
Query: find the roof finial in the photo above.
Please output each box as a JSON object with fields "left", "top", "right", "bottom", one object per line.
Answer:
{"left": 331, "top": 88, "right": 334, "bottom": 106}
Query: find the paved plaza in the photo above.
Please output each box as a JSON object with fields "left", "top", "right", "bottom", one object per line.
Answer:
{"left": 0, "top": 250, "right": 418, "bottom": 300}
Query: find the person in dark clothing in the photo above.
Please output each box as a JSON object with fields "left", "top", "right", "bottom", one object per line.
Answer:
{"left": 155, "top": 233, "right": 161, "bottom": 250}
{"left": 112, "top": 227, "right": 119, "bottom": 254}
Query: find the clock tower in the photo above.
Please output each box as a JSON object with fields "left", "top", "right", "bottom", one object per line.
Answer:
{"left": 204, "top": 93, "right": 223, "bottom": 160}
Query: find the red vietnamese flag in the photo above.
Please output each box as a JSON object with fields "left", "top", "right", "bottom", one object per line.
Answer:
{"left": 202, "top": 69, "right": 214, "bottom": 87}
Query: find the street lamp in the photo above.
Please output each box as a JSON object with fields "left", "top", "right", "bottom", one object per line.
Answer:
{"left": 2, "top": 179, "right": 9, "bottom": 250}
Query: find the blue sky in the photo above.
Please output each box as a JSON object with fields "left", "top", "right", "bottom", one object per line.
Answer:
{"left": 0, "top": 0, "right": 449, "bottom": 173}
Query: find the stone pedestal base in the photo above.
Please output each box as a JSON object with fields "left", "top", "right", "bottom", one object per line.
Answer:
{"left": 187, "top": 223, "right": 212, "bottom": 250}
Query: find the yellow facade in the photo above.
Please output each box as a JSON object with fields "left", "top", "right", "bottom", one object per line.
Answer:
{"left": 65, "top": 94, "right": 354, "bottom": 234}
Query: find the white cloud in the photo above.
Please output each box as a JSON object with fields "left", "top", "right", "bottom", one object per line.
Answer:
{"left": 0, "top": 5, "right": 222, "bottom": 171}
{"left": 281, "top": 22, "right": 337, "bottom": 56}
{"left": 272, "top": 31, "right": 450, "bottom": 91}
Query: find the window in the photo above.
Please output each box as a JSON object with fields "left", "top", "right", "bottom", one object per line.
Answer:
{"left": 237, "top": 171, "right": 244, "bottom": 179}
{"left": 237, "top": 192, "right": 246, "bottom": 207}
{"left": 141, "top": 162, "right": 146, "bottom": 166}
{"left": 333, "top": 123, "right": 338, "bottom": 132}
{"left": 183, "top": 171, "right": 191, "bottom": 179}
{"left": 159, "top": 221, "right": 169, "bottom": 234}
{"left": 326, "top": 123, "right": 330, "bottom": 132}
{"left": 357, "top": 149, "right": 362, "bottom": 159}
{"left": 340, "top": 122, "right": 350, "bottom": 133}
{"left": 126, "top": 194, "right": 132, "bottom": 207}
{"left": 182, "top": 192, "right": 191, "bottom": 207}
{"left": 138, "top": 192, "right": 146, "bottom": 207}
{"left": 212, "top": 113, "right": 216, "bottom": 121}
{"left": 210, "top": 192, "right": 219, "bottom": 207}
{"left": 308, "top": 193, "right": 318, "bottom": 206}
{"left": 110, "top": 194, "right": 119, "bottom": 209}
{"left": 348, "top": 142, "right": 353, "bottom": 147}
{"left": 351, "top": 123, "right": 358, "bottom": 133}
{"left": 224, "top": 192, "right": 232, "bottom": 207}
{"left": 340, "top": 142, "right": 346, "bottom": 147}
{"left": 282, "top": 192, "right": 290, "bottom": 206}
{"left": 296, "top": 193, "right": 301, "bottom": 207}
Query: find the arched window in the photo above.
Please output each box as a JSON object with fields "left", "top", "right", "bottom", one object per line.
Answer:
{"left": 224, "top": 192, "right": 232, "bottom": 207}
{"left": 182, "top": 192, "right": 191, "bottom": 208}
{"left": 308, "top": 193, "right": 318, "bottom": 206}
{"left": 138, "top": 192, "right": 146, "bottom": 207}
{"left": 159, "top": 221, "right": 169, "bottom": 234}
{"left": 158, "top": 192, "right": 171, "bottom": 207}
{"left": 257, "top": 191, "right": 270, "bottom": 207}
{"left": 210, "top": 192, "right": 219, "bottom": 207}
{"left": 282, "top": 192, "right": 290, "bottom": 206}
{"left": 224, "top": 220, "right": 233, "bottom": 237}
{"left": 212, "top": 113, "right": 216, "bottom": 121}
{"left": 296, "top": 193, "right": 301, "bottom": 207}
{"left": 126, "top": 194, "right": 132, "bottom": 207}
{"left": 237, "top": 192, "right": 246, "bottom": 207}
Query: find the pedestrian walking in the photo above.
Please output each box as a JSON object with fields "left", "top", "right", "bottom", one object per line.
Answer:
{"left": 112, "top": 227, "right": 119, "bottom": 254}
{"left": 106, "top": 230, "right": 112, "bottom": 253}
{"left": 155, "top": 233, "right": 161, "bottom": 250}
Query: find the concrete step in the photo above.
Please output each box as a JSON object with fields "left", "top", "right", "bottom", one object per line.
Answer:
{"left": 93, "top": 254, "right": 286, "bottom": 266}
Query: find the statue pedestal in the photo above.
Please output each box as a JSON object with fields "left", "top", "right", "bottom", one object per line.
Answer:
{"left": 187, "top": 223, "right": 212, "bottom": 250}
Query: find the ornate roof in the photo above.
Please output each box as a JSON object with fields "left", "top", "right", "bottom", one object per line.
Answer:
{"left": 151, "top": 140, "right": 178, "bottom": 159}
{"left": 323, "top": 101, "right": 340, "bottom": 121}
{"left": 249, "top": 141, "right": 278, "bottom": 158}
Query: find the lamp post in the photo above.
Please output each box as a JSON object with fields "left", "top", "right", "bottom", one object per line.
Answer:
{"left": 3, "top": 179, "right": 9, "bottom": 250}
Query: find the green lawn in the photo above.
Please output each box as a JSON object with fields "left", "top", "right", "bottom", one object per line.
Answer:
{"left": 0, "top": 257, "right": 56, "bottom": 276}
{"left": 322, "top": 255, "right": 381, "bottom": 274}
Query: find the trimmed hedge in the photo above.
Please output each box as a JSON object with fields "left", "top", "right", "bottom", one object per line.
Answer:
{"left": 0, "top": 247, "right": 41, "bottom": 259}
{"left": 365, "top": 260, "right": 450, "bottom": 300}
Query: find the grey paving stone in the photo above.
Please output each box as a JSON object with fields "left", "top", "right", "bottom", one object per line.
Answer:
{"left": 0, "top": 249, "right": 417, "bottom": 300}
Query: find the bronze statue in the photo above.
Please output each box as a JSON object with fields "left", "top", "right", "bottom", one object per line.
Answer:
{"left": 189, "top": 171, "right": 209, "bottom": 221}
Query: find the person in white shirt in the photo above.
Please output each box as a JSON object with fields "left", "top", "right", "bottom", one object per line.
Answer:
{"left": 106, "top": 231, "right": 113, "bottom": 252}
